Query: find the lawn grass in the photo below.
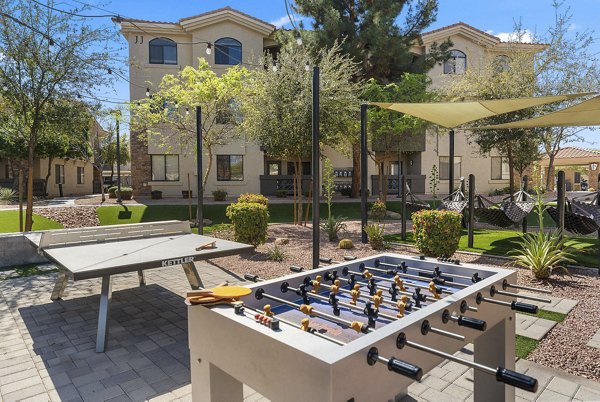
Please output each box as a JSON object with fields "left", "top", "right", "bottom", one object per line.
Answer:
{"left": 515, "top": 335, "right": 540, "bottom": 359}
{"left": 385, "top": 229, "right": 599, "bottom": 268}
{"left": 520, "top": 310, "right": 567, "bottom": 323}
{"left": 0, "top": 210, "right": 63, "bottom": 233}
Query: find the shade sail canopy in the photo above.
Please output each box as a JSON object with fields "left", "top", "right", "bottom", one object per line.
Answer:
{"left": 472, "top": 95, "right": 600, "bottom": 129}
{"left": 372, "top": 93, "right": 593, "bottom": 129}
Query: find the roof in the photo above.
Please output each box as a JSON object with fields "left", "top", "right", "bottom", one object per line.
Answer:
{"left": 543, "top": 147, "right": 600, "bottom": 159}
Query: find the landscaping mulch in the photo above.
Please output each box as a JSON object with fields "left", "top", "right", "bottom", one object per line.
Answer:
{"left": 34, "top": 206, "right": 99, "bottom": 228}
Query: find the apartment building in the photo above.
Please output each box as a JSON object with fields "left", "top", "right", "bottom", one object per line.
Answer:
{"left": 119, "top": 8, "right": 542, "bottom": 197}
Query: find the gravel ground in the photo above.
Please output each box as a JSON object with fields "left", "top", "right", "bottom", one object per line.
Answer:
{"left": 209, "top": 221, "right": 600, "bottom": 381}
{"left": 33, "top": 206, "right": 99, "bottom": 228}
{"left": 74, "top": 195, "right": 139, "bottom": 206}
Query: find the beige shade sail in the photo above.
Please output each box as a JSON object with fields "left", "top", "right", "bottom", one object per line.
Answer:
{"left": 372, "top": 93, "right": 593, "bottom": 129}
{"left": 472, "top": 95, "right": 600, "bottom": 129}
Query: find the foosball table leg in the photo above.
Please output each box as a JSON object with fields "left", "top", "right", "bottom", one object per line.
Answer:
{"left": 137, "top": 270, "right": 146, "bottom": 286}
{"left": 191, "top": 351, "right": 244, "bottom": 402}
{"left": 183, "top": 261, "right": 204, "bottom": 290}
{"left": 473, "top": 317, "right": 516, "bottom": 402}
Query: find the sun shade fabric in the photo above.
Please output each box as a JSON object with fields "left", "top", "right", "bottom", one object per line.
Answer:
{"left": 473, "top": 95, "right": 600, "bottom": 129}
{"left": 372, "top": 93, "right": 592, "bottom": 128}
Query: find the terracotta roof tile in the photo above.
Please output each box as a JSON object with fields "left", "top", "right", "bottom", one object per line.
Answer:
{"left": 422, "top": 22, "right": 500, "bottom": 42}
{"left": 543, "top": 147, "right": 600, "bottom": 159}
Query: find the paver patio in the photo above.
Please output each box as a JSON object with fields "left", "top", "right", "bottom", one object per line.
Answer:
{"left": 1, "top": 263, "right": 599, "bottom": 402}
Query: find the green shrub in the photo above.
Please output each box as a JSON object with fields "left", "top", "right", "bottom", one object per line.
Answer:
{"left": 338, "top": 238, "right": 354, "bottom": 249}
{"left": 150, "top": 190, "right": 162, "bottom": 199}
{"left": 226, "top": 202, "right": 269, "bottom": 247}
{"left": 511, "top": 231, "right": 573, "bottom": 279}
{"left": 108, "top": 186, "right": 118, "bottom": 198}
{"left": 212, "top": 189, "right": 227, "bottom": 201}
{"left": 266, "top": 244, "right": 287, "bottom": 262}
{"left": 363, "top": 223, "right": 385, "bottom": 250}
{"left": 0, "top": 187, "right": 16, "bottom": 201}
{"left": 276, "top": 189, "right": 287, "bottom": 198}
{"left": 117, "top": 187, "right": 133, "bottom": 200}
{"left": 320, "top": 215, "right": 347, "bottom": 241}
{"left": 412, "top": 210, "right": 461, "bottom": 257}
{"left": 237, "top": 193, "right": 268, "bottom": 205}
{"left": 370, "top": 199, "right": 387, "bottom": 222}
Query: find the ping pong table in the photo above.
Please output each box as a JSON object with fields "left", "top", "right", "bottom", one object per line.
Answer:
{"left": 29, "top": 220, "right": 253, "bottom": 352}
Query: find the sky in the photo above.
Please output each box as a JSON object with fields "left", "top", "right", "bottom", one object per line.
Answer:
{"left": 75, "top": 0, "right": 600, "bottom": 144}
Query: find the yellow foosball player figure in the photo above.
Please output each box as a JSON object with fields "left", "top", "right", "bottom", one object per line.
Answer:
{"left": 428, "top": 281, "right": 442, "bottom": 300}
{"left": 372, "top": 289, "right": 383, "bottom": 310}
{"left": 300, "top": 318, "right": 310, "bottom": 332}
{"left": 394, "top": 275, "right": 406, "bottom": 292}
{"left": 363, "top": 270, "right": 373, "bottom": 280}
{"left": 331, "top": 279, "right": 341, "bottom": 295}
{"left": 350, "top": 284, "right": 361, "bottom": 305}
{"left": 263, "top": 304, "right": 274, "bottom": 317}
{"left": 311, "top": 275, "right": 322, "bottom": 293}
{"left": 396, "top": 295, "right": 410, "bottom": 318}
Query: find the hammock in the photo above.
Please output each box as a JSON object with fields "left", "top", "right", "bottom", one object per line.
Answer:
{"left": 474, "top": 190, "right": 534, "bottom": 228}
{"left": 404, "top": 183, "right": 432, "bottom": 216}
{"left": 547, "top": 198, "right": 600, "bottom": 235}
{"left": 439, "top": 186, "right": 468, "bottom": 214}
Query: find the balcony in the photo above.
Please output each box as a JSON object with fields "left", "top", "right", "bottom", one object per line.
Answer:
{"left": 371, "top": 174, "right": 426, "bottom": 195}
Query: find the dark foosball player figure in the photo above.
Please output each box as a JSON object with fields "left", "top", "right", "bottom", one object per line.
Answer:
{"left": 363, "top": 301, "right": 378, "bottom": 327}
{"left": 367, "top": 277, "right": 377, "bottom": 296}
{"left": 412, "top": 288, "right": 426, "bottom": 308}
{"left": 388, "top": 282, "right": 399, "bottom": 302}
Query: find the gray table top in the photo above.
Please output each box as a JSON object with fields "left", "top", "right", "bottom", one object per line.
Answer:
{"left": 43, "top": 233, "right": 253, "bottom": 280}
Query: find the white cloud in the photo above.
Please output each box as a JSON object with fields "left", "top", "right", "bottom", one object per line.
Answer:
{"left": 495, "top": 30, "right": 534, "bottom": 43}
{"left": 270, "top": 14, "right": 309, "bottom": 28}
{"left": 568, "top": 23, "right": 580, "bottom": 31}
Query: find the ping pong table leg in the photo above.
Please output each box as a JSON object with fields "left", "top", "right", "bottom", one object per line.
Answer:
{"left": 182, "top": 261, "right": 204, "bottom": 290}
{"left": 96, "top": 275, "right": 112, "bottom": 353}
{"left": 137, "top": 270, "right": 146, "bottom": 286}
{"left": 51, "top": 271, "right": 68, "bottom": 300}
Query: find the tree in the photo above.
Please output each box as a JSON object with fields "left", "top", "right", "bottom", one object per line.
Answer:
{"left": 362, "top": 74, "right": 434, "bottom": 200}
{"left": 293, "top": 0, "right": 451, "bottom": 197}
{"left": 130, "top": 59, "right": 248, "bottom": 190}
{"left": 533, "top": 1, "right": 600, "bottom": 190}
{"left": 0, "top": 0, "right": 118, "bottom": 230}
{"left": 101, "top": 129, "right": 131, "bottom": 185}
{"left": 239, "top": 41, "right": 361, "bottom": 224}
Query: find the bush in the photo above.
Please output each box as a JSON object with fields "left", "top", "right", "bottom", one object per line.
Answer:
{"left": 511, "top": 231, "right": 573, "bottom": 280}
{"left": 0, "top": 187, "right": 16, "bottom": 202}
{"left": 212, "top": 189, "right": 227, "bottom": 201}
{"left": 412, "top": 210, "right": 462, "bottom": 257}
{"left": 266, "top": 244, "right": 287, "bottom": 262}
{"left": 226, "top": 202, "right": 269, "bottom": 247}
{"left": 363, "top": 223, "right": 385, "bottom": 250}
{"left": 150, "top": 190, "right": 162, "bottom": 200}
{"left": 340, "top": 187, "right": 352, "bottom": 197}
{"left": 108, "top": 186, "right": 118, "bottom": 198}
{"left": 320, "top": 215, "right": 347, "bottom": 241}
{"left": 276, "top": 189, "right": 287, "bottom": 198}
{"left": 370, "top": 199, "right": 387, "bottom": 222}
{"left": 237, "top": 193, "right": 268, "bottom": 205}
{"left": 338, "top": 238, "right": 354, "bottom": 249}
{"left": 117, "top": 187, "right": 133, "bottom": 200}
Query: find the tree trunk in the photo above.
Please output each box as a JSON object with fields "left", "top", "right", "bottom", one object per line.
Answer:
{"left": 293, "top": 170, "right": 297, "bottom": 225}
{"left": 18, "top": 167, "right": 24, "bottom": 232}
{"left": 507, "top": 146, "right": 515, "bottom": 202}
{"left": 351, "top": 142, "right": 360, "bottom": 198}
{"left": 203, "top": 146, "right": 213, "bottom": 191}
{"left": 546, "top": 154, "right": 556, "bottom": 192}
{"left": 44, "top": 157, "right": 53, "bottom": 197}
{"left": 296, "top": 159, "right": 303, "bottom": 225}
{"left": 110, "top": 166, "right": 114, "bottom": 183}
{"left": 25, "top": 146, "right": 34, "bottom": 231}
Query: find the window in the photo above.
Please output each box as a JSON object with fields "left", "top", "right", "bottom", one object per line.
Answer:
{"left": 287, "top": 162, "right": 311, "bottom": 176}
{"left": 390, "top": 161, "right": 402, "bottom": 176}
{"left": 55, "top": 165, "right": 65, "bottom": 184}
{"left": 491, "top": 156, "right": 510, "bottom": 180}
{"left": 443, "top": 50, "right": 467, "bottom": 74}
{"left": 217, "top": 155, "right": 244, "bottom": 181}
{"left": 267, "top": 162, "right": 281, "bottom": 176}
{"left": 214, "top": 37, "right": 242, "bottom": 65}
{"left": 77, "top": 167, "right": 85, "bottom": 184}
{"left": 151, "top": 155, "right": 179, "bottom": 181}
{"left": 149, "top": 38, "right": 177, "bottom": 65}
{"left": 439, "top": 156, "right": 461, "bottom": 180}
{"left": 574, "top": 171, "right": 581, "bottom": 184}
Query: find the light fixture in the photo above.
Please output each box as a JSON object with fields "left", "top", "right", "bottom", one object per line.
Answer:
{"left": 272, "top": 61, "right": 277, "bottom": 72}
{"left": 145, "top": 88, "right": 150, "bottom": 97}
{"left": 294, "top": 30, "right": 302, "bottom": 46}
{"left": 115, "top": 16, "right": 123, "bottom": 30}
{"left": 305, "top": 61, "right": 310, "bottom": 72}
{"left": 206, "top": 42, "right": 212, "bottom": 55}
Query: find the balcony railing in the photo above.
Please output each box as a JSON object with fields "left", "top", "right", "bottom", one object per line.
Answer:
{"left": 371, "top": 175, "right": 426, "bottom": 195}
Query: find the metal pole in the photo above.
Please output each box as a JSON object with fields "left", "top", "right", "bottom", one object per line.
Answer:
{"left": 597, "top": 173, "right": 600, "bottom": 275}
{"left": 397, "top": 144, "right": 401, "bottom": 198}
{"left": 449, "top": 129, "right": 455, "bottom": 195}
{"left": 557, "top": 170, "right": 565, "bottom": 233}
{"left": 468, "top": 174, "right": 475, "bottom": 248}
{"left": 401, "top": 175, "right": 407, "bottom": 241}
{"left": 115, "top": 112, "right": 122, "bottom": 203}
{"left": 196, "top": 106, "right": 203, "bottom": 234}
{"left": 360, "top": 103, "right": 368, "bottom": 244}
{"left": 522, "top": 176, "right": 528, "bottom": 233}
{"left": 312, "top": 66, "right": 320, "bottom": 269}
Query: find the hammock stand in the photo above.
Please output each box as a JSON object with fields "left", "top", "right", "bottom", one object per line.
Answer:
{"left": 404, "top": 183, "right": 432, "bottom": 217}
{"left": 474, "top": 190, "right": 534, "bottom": 228}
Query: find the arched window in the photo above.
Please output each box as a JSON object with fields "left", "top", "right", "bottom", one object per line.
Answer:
{"left": 443, "top": 50, "right": 467, "bottom": 74}
{"left": 214, "top": 37, "right": 242, "bottom": 65}
{"left": 149, "top": 38, "right": 177, "bottom": 65}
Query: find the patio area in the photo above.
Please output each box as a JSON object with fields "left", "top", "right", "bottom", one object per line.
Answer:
{"left": 1, "top": 263, "right": 600, "bottom": 402}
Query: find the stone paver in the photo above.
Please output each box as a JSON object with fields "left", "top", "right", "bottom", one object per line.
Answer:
{"left": 516, "top": 314, "right": 557, "bottom": 340}
{"left": 517, "top": 292, "right": 578, "bottom": 315}
{"left": 586, "top": 327, "right": 600, "bottom": 349}
{"left": 0, "top": 261, "right": 598, "bottom": 402}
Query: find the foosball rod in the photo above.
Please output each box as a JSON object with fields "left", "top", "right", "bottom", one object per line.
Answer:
{"left": 376, "top": 259, "right": 473, "bottom": 281}
{"left": 319, "top": 256, "right": 357, "bottom": 264}
{"left": 361, "top": 263, "right": 469, "bottom": 291}
{"left": 347, "top": 266, "right": 453, "bottom": 296}
{"left": 501, "top": 279, "right": 553, "bottom": 295}
{"left": 490, "top": 285, "right": 551, "bottom": 304}
{"left": 476, "top": 292, "right": 538, "bottom": 314}
{"left": 281, "top": 281, "right": 399, "bottom": 322}
{"left": 244, "top": 273, "right": 263, "bottom": 282}
{"left": 396, "top": 333, "right": 538, "bottom": 392}
{"left": 255, "top": 288, "right": 372, "bottom": 334}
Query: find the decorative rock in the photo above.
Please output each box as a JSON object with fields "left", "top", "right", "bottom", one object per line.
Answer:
{"left": 274, "top": 238, "right": 290, "bottom": 245}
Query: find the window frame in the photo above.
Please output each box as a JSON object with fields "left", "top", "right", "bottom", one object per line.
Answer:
{"left": 574, "top": 171, "right": 582, "bottom": 184}
{"left": 491, "top": 156, "right": 510, "bottom": 180}
{"left": 217, "top": 155, "right": 244, "bottom": 181}
{"left": 76, "top": 166, "right": 85, "bottom": 185}
{"left": 149, "top": 37, "right": 177, "bottom": 65}
{"left": 214, "top": 37, "right": 242, "bottom": 66}
{"left": 443, "top": 49, "right": 467, "bottom": 74}
{"left": 267, "top": 161, "right": 281, "bottom": 176}
{"left": 151, "top": 154, "right": 180, "bottom": 182}
{"left": 55, "top": 164, "right": 65, "bottom": 185}
{"left": 438, "top": 156, "right": 462, "bottom": 180}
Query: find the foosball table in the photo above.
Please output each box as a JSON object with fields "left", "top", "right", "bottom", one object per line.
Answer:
{"left": 188, "top": 253, "right": 551, "bottom": 402}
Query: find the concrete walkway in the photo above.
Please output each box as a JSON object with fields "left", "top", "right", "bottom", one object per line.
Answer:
{"left": 0, "top": 264, "right": 597, "bottom": 402}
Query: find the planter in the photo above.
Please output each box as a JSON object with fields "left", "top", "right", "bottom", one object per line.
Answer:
{"left": 151, "top": 190, "right": 163, "bottom": 200}
{"left": 182, "top": 190, "right": 193, "bottom": 198}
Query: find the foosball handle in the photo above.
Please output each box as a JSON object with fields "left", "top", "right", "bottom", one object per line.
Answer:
{"left": 319, "top": 257, "right": 333, "bottom": 264}
{"left": 244, "top": 273, "right": 260, "bottom": 282}
{"left": 388, "top": 357, "right": 423, "bottom": 381}
{"left": 290, "top": 266, "right": 304, "bottom": 273}
{"left": 457, "top": 316, "right": 487, "bottom": 331}
{"left": 344, "top": 256, "right": 357, "bottom": 261}
{"left": 496, "top": 367, "right": 538, "bottom": 392}
{"left": 511, "top": 301, "right": 538, "bottom": 314}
